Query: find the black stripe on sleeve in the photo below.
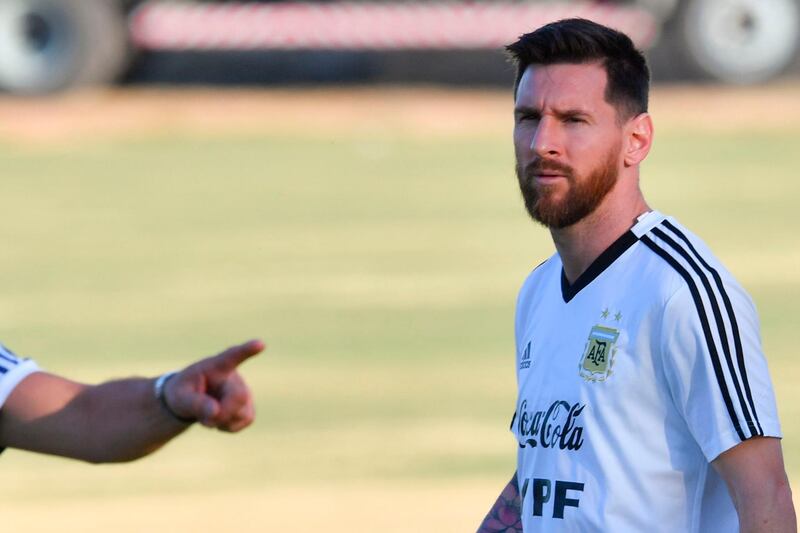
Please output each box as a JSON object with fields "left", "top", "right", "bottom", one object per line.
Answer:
{"left": 0, "top": 346, "right": 22, "bottom": 376}
{"left": 0, "top": 345, "right": 20, "bottom": 366}
{"left": 652, "top": 227, "right": 760, "bottom": 438}
{"left": 641, "top": 235, "right": 747, "bottom": 441}
{"left": 0, "top": 352, "right": 18, "bottom": 366}
{"left": 661, "top": 220, "right": 763, "bottom": 436}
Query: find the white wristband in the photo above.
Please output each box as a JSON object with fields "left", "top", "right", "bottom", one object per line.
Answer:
{"left": 154, "top": 371, "right": 195, "bottom": 424}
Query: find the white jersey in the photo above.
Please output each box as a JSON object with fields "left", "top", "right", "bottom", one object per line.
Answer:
{"left": 0, "top": 344, "right": 39, "bottom": 409}
{"left": 511, "top": 211, "right": 781, "bottom": 532}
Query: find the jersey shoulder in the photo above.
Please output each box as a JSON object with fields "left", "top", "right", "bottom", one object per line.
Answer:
{"left": 516, "top": 254, "right": 559, "bottom": 304}
{"left": 514, "top": 254, "right": 559, "bottom": 336}
{"left": 637, "top": 216, "right": 776, "bottom": 452}
{"left": 636, "top": 215, "right": 751, "bottom": 306}
{"left": 520, "top": 253, "right": 559, "bottom": 289}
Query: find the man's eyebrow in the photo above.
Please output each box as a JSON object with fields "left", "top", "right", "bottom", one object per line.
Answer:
{"left": 514, "top": 105, "right": 541, "bottom": 116}
{"left": 554, "top": 108, "right": 592, "bottom": 119}
{"left": 513, "top": 106, "right": 593, "bottom": 119}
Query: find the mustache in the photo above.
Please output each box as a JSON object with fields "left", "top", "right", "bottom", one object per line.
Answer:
{"left": 523, "top": 159, "right": 574, "bottom": 180}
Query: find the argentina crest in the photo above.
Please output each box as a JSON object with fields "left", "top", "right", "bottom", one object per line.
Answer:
{"left": 579, "top": 325, "right": 620, "bottom": 382}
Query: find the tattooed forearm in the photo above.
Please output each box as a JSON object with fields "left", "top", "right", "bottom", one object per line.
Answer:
{"left": 477, "top": 472, "right": 523, "bottom": 533}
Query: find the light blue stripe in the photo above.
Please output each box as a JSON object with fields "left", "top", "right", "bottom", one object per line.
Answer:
{"left": 591, "top": 331, "right": 618, "bottom": 342}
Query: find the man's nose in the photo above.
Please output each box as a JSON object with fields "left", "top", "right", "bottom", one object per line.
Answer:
{"left": 530, "top": 117, "right": 561, "bottom": 158}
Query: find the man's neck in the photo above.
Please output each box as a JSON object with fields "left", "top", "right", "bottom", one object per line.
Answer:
{"left": 552, "top": 191, "right": 650, "bottom": 284}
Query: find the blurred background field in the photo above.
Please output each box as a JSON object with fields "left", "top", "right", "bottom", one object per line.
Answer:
{"left": 0, "top": 82, "right": 798, "bottom": 531}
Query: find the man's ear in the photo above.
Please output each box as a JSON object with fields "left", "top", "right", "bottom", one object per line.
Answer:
{"left": 623, "top": 113, "right": 654, "bottom": 167}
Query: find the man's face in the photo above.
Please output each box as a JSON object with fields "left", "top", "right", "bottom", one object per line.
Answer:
{"left": 513, "top": 62, "right": 625, "bottom": 229}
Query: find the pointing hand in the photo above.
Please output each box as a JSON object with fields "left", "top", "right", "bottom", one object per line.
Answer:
{"left": 162, "top": 339, "right": 264, "bottom": 431}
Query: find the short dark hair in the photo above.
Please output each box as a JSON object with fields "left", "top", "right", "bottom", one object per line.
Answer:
{"left": 506, "top": 18, "right": 650, "bottom": 121}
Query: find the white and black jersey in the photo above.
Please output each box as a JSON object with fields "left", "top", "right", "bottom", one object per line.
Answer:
{"left": 511, "top": 210, "right": 781, "bottom": 532}
{"left": 0, "top": 344, "right": 39, "bottom": 409}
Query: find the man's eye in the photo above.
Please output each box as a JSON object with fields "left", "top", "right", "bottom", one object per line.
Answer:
{"left": 566, "top": 117, "right": 585, "bottom": 123}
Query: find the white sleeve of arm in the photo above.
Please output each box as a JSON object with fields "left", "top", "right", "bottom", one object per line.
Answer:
{"left": 660, "top": 282, "right": 782, "bottom": 462}
{"left": 0, "top": 345, "right": 40, "bottom": 408}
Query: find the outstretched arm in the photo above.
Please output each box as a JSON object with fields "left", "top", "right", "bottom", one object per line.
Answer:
{"left": 477, "top": 472, "right": 523, "bottom": 533}
{"left": 0, "top": 339, "right": 264, "bottom": 463}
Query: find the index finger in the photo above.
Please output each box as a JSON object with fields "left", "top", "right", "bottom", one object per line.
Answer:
{"left": 207, "top": 339, "right": 265, "bottom": 373}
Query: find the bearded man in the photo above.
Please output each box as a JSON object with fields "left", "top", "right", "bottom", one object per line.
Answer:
{"left": 478, "top": 18, "right": 795, "bottom": 533}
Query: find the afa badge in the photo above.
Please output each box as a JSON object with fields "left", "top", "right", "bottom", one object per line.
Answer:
{"left": 579, "top": 325, "right": 620, "bottom": 382}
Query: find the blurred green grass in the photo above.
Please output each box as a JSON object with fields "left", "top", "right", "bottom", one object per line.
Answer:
{"left": 0, "top": 89, "right": 797, "bottom": 531}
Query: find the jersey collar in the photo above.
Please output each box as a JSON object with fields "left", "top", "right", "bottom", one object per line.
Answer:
{"left": 560, "top": 211, "right": 665, "bottom": 303}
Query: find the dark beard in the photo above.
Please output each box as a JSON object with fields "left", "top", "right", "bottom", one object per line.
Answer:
{"left": 515, "top": 146, "right": 619, "bottom": 229}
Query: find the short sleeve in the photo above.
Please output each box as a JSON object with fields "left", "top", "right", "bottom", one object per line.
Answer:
{"left": 0, "top": 344, "right": 39, "bottom": 409}
{"left": 660, "top": 282, "right": 781, "bottom": 462}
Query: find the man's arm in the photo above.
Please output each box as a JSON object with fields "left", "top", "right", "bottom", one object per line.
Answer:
{"left": 0, "top": 339, "right": 264, "bottom": 463}
{"left": 477, "top": 472, "right": 523, "bottom": 533}
{"left": 712, "top": 436, "right": 796, "bottom": 533}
